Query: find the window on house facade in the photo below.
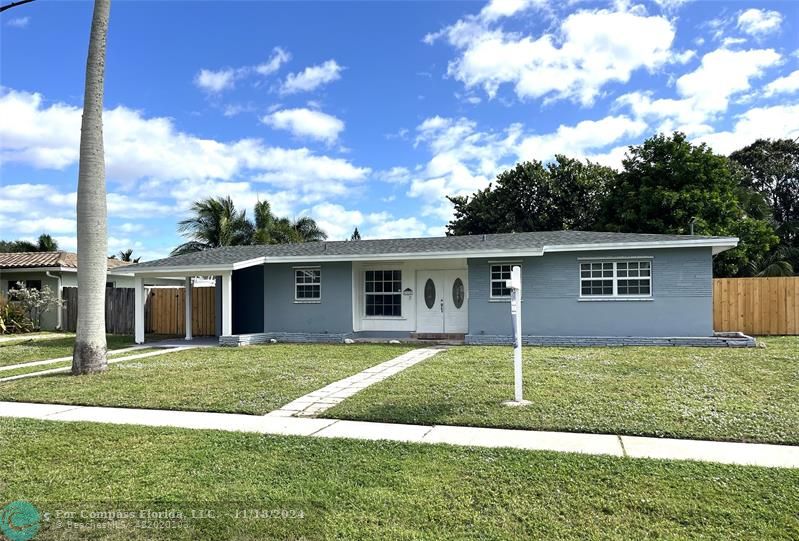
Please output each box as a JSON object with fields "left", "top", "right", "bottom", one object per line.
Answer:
{"left": 579, "top": 260, "right": 652, "bottom": 298}
{"left": 294, "top": 267, "right": 321, "bottom": 301}
{"left": 365, "top": 270, "right": 402, "bottom": 316}
{"left": 7, "top": 280, "right": 41, "bottom": 292}
{"left": 490, "top": 264, "right": 516, "bottom": 299}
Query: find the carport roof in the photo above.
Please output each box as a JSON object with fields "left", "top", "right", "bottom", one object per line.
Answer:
{"left": 124, "top": 230, "right": 738, "bottom": 274}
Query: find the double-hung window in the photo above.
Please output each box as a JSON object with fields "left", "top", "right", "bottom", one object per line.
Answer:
{"left": 365, "top": 270, "right": 402, "bottom": 316}
{"left": 294, "top": 267, "right": 321, "bottom": 301}
{"left": 490, "top": 264, "right": 517, "bottom": 299}
{"left": 579, "top": 260, "right": 652, "bottom": 298}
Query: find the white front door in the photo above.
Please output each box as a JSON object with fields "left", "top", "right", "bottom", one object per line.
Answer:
{"left": 416, "top": 270, "right": 468, "bottom": 334}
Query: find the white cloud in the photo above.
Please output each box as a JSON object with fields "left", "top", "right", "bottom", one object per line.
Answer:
{"left": 194, "top": 47, "right": 291, "bottom": 94}
{"left": 0, "top": 89, "right": 368, "bottom": 195}
{"left": 737, "top": 9, "right": 783, "bottom": 37}
{"left": 517, "top": 116, "right": 646, "bottom": 162}
{"left": 405, "top": 112, "right": 641, "bottom": 223}
{"left": 763, "top": 70, "right": 799, "bottom": 97}
{"left": 6, "top": 16, "right": 29, "bottom": 28}
{"left": 617, "top": 47, "right": 781, "bottom": 128}
{"left": 307, "top": 202, "right": 364, "bottom": 240}
{"left": 254, "top": 47, "right": 291, "bottom": 75}
{"left": 429, "top": 5, "right": 682, "bottom": 105}
{"left": 262, "top": 108, "right": 344, "bottom": 143}
{"left": 194, "top": 68, "right": 237, "bottom": 93}
{"left": 281, "top": 60, "right": 343, "bottom": 94}
{"left": 697, "top": 104, "right": 799, "bottom": 155}
{"left": 15, "top": 217, "right": 76, "bottom": 234}
{"left": 366, "top": 217, "right": 436, "bottom": 239}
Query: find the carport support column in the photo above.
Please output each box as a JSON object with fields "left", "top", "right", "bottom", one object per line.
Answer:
{"left": 184, "top": 277, "right": 193, "bottom": 341}
{"left": 221, "top": 271, "right": 232, "bottom": 336}
{"left": 134, "top": 276, "right": 145, "bottom": 344}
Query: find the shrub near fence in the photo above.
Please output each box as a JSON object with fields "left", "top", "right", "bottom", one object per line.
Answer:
{"left": 62, "top": 286, "right": 216, "bottom": 336}
{"left": 713, "top": 277, "right": 799, "bottom": 335}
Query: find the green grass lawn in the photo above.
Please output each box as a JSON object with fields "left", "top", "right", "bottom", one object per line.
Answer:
{"left": 325, "top": 337, "right": 799, "bottom": 445}
{"left": 0, "top": 344, "right": 413, "bottom": 414}
{"left": 0, "top": 418, "right": 796, "bottom": 540}
{"left": 0, "top": 334, "right": 136, "bottom": 367}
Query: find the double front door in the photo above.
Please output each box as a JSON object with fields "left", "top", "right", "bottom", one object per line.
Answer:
{"left": 416, "top": 270, "right": 468, "bottom": 334}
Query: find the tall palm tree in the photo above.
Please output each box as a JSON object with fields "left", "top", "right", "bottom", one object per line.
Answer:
{"left": 118, "top": 248, "right": 140, "bottom": 262}
{"left": 37, "top": 234, "right": 59, "bottom": 252}
{"left": 72, "top": 0, "right": 111, "bottom": 375}
{"left": 171, "top": 196, "right": 254, "bottom": 255}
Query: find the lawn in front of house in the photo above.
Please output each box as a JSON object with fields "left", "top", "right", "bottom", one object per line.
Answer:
{"left": 1, "top": 417, "right": 796, "bottom": 540}
{"left": 0, "top": 348, "right": 161, "bottom": 379}
{"left": 0, "top": 344, "right": 414, "bottom": 414}
{"left": 324, "top": 337, "right": 799, "bottom": 445}
{"left": 0, "top": 334, "right": 137, "bottom": 367}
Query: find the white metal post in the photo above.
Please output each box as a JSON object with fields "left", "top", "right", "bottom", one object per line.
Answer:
{"left": 221, "top": 272, "right": 232, "bottom": 336}
{"left": 134, "top": 276, "right": 145, "bottom": 344}
{"left": 504, "top": 265, "right": 527, "bottom": 406}
{"left": 184, "top": 276, "right": 193, "bottom": 341}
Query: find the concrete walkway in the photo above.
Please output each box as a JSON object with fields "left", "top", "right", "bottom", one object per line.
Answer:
{"left": 1, "top": 401, "right": 796, "bottom": 468}
{"left": 0, "top": 332, "right": 72, "bottom": 344}
{"left": 268, "top": 347, "right": 443, "bottom": 417}
{"left": 0, "top": 345, "right": 152, "bottom": 373}
{"left": 0, "top": 347, "right": 195, "bottom": 383}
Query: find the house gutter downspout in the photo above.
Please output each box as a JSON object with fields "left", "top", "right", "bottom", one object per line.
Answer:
{"left": 45, "top": 271, "right": 63, "bottom": 330}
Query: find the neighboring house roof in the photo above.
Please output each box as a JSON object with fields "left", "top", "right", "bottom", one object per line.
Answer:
{"left": 125, "top": 230, "right": 739, "bottom": 274}
{"left": 0, "top": 251, "right": 132, "bottom": 272}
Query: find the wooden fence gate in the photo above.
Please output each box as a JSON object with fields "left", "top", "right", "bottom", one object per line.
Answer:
{"left": 62, "top": 286, "right": 216, "bottom": 336}
{"left": 713, "top": 277, "right": 799, "bottom": 335}
{"left": 145, "top": 287, "right": 216, "bottom": 336}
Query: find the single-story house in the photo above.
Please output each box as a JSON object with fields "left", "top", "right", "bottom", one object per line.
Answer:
{"left": 0, "top": 251, "right": 177, "bottom": 330}
{"left": 124, "top": 231, "right": 753, "bottom": 347}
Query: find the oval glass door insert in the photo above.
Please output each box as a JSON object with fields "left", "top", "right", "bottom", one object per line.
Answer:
{"left": 452, "top": 278, "right": 465, "bottom": 308}
{"left": 424, "top": 279, "right": 436, "bottom": 309}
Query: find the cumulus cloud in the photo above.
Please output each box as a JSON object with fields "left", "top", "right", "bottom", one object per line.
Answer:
{"left": 281, "top": 60, "right": 343, "bottom": 94}
{"left": 262, "top": 108, "right": 344, "bottom": 143}
{"left": 405, "top": 112, "right": 643, "bottom": 224}
{"left": 254, "top": 47, "right": 291, "bottom": 76}
{"left": 194, "top": 47, "right": 291, "bottom": 93}
{"left": 617, "top": 47, "right": 781, "bottom": 129}
{"left": 0, "top": 89, "right": 368, "bottom": 191}
{"left": 194, "top": 68, "right": 237, "bottom": 93}
{"left": 427, "top": 4, "right": 684, "bottom": 105}
{"left": 763, "top": 70, "right": 799, "bottom": 97}
{"left": 696, "top": 104, "right": 799, "bottom": 155}
{"left": 737, "top": 9, "right": 783, "bottom": 37}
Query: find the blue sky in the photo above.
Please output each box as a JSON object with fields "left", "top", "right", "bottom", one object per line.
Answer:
{"left": 1, "top": 0, "right": 798, "bottom": 260}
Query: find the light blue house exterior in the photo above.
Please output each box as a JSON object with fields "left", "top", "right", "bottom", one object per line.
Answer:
{"left": 126, "top": 231, "right": 752, "bottom": 347}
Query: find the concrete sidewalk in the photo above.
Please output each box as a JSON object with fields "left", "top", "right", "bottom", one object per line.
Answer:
{"left": 1, "top": 401, "right": 796, "bottom": 468}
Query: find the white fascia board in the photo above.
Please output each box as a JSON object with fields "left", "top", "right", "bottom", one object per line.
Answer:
{"left": 542, "top": 238, "right": 739, "bottom": 254}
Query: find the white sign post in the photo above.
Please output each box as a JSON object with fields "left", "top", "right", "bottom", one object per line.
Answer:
{"left": 503, "top": 266, "right": 529, "bottom": 406}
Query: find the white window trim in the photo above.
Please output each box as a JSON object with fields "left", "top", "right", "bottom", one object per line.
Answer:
{"left": 294, "top": 266, "right": 321, "bottom": 303}
{"left": 363, "top": 269, "right": 403, "bottom": 319}
{"left": 489, "top": 262, "right": 522, "bottom": 302}
{"left": 578, "top": 258, "right": 653, "bottom": 300}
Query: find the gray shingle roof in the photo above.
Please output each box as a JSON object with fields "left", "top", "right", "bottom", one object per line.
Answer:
{"left": 125, "top": 231, "right": 736, "bottom": 272}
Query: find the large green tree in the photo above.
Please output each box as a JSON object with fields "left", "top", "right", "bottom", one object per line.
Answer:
{"left": 172, "top": 197, "right": 327, "bottom": 255}
{"left": 446, "top": 156, "right": 615, "bottom": 236}
{"left": 730, "top": 139, "right": 798, "bottom": 246}
{"left": 600, "top": 132, "right": 778, "bottom": 277}
{"left": 0, "top": 234, "right": 59, "bottom": 253}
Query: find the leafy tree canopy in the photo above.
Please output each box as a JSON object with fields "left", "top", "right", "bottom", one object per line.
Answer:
{"left": 446, "top": 156, "right": 615, "bottom": 236}
{"left": 0, "top": 234, "right": 59, "bottom": 253}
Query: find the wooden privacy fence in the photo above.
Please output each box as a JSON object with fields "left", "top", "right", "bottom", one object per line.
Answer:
{"left": 62, "top": 286, "right": 216, "bottom": 336}
{"left": 713, "top": 277, "right": 799, "bottom": 335}
{"left": 63, "top": 287, "right": 136, "bottom": 334}
{"left": 145, "top": 287, "right": 216, "bottom": 336}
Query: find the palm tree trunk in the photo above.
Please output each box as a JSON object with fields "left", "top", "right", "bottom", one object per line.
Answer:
{"left": 72, "top": 0, "right": 111, "bottom": 375}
